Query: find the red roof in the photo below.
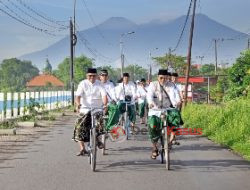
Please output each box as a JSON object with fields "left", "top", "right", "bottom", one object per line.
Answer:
{"left": 26, "top": 74, "right": 64, "bottom": 87}
{"left": 177, "top": 77, "right": 205, "bottom": 83}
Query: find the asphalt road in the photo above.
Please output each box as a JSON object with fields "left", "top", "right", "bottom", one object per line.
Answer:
{"left": 0, "top": 114, "right": 250, "bottom": 190}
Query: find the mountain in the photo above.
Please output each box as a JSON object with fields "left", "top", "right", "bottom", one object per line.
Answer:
{"left": 19, "top": 14, "right": 249, "bottom": 70}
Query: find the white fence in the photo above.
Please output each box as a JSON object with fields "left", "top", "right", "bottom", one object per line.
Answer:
{"left": 0, "top": 91, "right": 72, "bottom": 122}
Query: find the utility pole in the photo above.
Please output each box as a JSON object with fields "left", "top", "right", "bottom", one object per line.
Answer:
{"left": 184, "top": 0, "right": 197, "bottom": 106}
{"left": 69, "top": 0, "right": 77, "bottom": 106}
{"left": 120, "top": 31, "right": 135, "bottom": 77}
{"left": 70, "top": 18, "right": 77, "bottom": 106}
{"left": 207, "top": 76, "right": 210, "bottom": 104}
{"left": 120, "top": 36, "right": 124, "bottom": 77}
{"left": 214, "top": 39, "right": 218, "bottom": 75}
{"left": 167, "top": 48, "right": 172, "bottom": 68}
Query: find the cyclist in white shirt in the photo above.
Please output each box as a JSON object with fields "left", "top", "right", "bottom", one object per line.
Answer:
{"left": 115, "top": 73, "right": 137, "bottom": 131}
{"left": 99, "top": 69, "right": 117, "bottom": 103}
{"left": 73, "top": 68, "right": 108, "bottom": 156}
{"left": 136, "top": 78, "right": 148, "bottom": 124}
{"left": 147, "top": 69, "right": 182, "bottom": 159}
{"left": 99, "top": 69, "right": 121, "bottom": 131}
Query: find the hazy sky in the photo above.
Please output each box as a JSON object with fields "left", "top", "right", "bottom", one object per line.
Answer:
{"left": 0, "top": 0, "right": 250, "bottom": 61}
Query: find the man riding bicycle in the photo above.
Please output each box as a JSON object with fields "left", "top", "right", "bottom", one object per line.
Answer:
{"left": 136, "top": 78, "right": 148, "bottom": 124}
{"left": 147, "top": 69, "right": 182, "bottom": 159}
{"left": 99, "top": 69, "right": 121, "bottom": 131}
{"left": 115, "top": 73, "right": 137, "bottom": 133}
{"left": 73, "top": 68, "right": 108, "bottom": 156}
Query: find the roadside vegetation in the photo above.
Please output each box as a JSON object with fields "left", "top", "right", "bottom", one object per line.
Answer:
{"left": 182, "top": 50, "right": 250, "bottom": 160}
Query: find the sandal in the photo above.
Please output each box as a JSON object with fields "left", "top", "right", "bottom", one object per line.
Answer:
{"left": 172, "top": 141, "right": 180, "bottom": 145}
{"left": 76, "top": 149, "right": 88, "bottom": 156}
{"left": 151, "top": 148, "right": 159, "bottom": 159}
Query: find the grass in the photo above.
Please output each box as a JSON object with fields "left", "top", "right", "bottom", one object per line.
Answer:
{"left": 182, "top": 95, "right": 250, "bottom": 160}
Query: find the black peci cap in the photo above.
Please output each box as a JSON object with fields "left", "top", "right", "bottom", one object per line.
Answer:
{"left": 100, "top": 69, "right": 108, "bottom": 75}
{"left": 123, "top": 73, "right": 130, "bottom": 77}
{"left": 171, "top": 72, "right": 178, "bottom": 77}
{"left": 87, "top": 68, "right": 97, "bottom": 74}
{"left": 158, "top": 69, "right": 169, "bottom": 76}
{"left": 140, "top": 78, "right": 146, "bottom": 83}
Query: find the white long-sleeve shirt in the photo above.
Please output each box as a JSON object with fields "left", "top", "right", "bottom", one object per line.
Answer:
{"left": 100, "top": 80, "right": 117, "bottom": 102}
{"left": 75, "top": 79, "right": 107, "bottom": 114}
{"left": 147, "top": 81, "right": 178, "bottom": 108}
{"left": 115, "top": 81, "right": 137, "bottom": 102}
{"left": 136, "top": 85, "right": 148, "bottom": 104}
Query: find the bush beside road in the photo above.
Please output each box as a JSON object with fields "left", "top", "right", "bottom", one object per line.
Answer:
{"left": 182, "top": 95, "right": 250, "bottom": 160}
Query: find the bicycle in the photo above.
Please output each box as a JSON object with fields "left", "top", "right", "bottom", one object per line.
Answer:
{"left": 148, "top": 107, "right": 175, "bottom": 170}
{"left": 80, "top": 106, "right": 104, "bottom": 172}
{"left": 120, "top": 100, "right": 134, "bottom": 140}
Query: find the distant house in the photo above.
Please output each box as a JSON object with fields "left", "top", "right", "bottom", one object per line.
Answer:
{"left": 26, "top": 74, "right": 65, "bottom": 90}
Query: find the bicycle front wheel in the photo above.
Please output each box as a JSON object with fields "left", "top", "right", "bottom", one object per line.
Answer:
{"left": 163, "top": 127, "right": 170, "bottom": 170}
{"left": 124, "top": 112, "right": 129, "bottom": 140}
{"left": 90, "top": 128, "right": 97, "bottom": 171}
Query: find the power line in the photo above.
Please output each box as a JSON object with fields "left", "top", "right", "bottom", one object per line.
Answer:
{"left": 75, "top": 25, "right": 114, "bottom": 62}
{"left": 80, "top": 0, "right": 113, "bottom": 46}
{"left": 171, "top": 0, "right": 193, "bottom": 52}
{"left": 7, "top": 0, "right": 67, "bottom": 31}
{"left": 15, "top": 0, "right": 68, "bottom": 28}
{"left": 0, "top": 1, "right": 60, "bottom": 36}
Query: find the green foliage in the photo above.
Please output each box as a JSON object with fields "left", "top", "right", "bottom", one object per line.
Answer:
{"left": 224, "top": 50, "right": 250, "bottom": 100}
{"left": 97, "top": 65, "right": 120, "bottom": 83}
{"left": 123, "top": 64, "right": 148, "bottom": 81}
{"left": 182, "top": 95, "right": 250, "bottom": 160}
{"left": 153, "top": 54, "right": 199, "bottom": 76}
{"left": 200, "top": 64, "right": 215, "bottom": 75}
{"left": 0, "top": 58, "right": 39, "bottom": 92}
{"left": 53, "top": 55, "right": 93, "bottom": 88}
{"left": 210, "top": 76, "right": 230, "bottom": 103}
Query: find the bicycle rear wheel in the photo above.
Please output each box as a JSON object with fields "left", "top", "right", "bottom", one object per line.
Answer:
{"left": 163, "top": 127, "right": 170, "bottom": 170}
{"left": 90, "top": 128, "right": 97, "bottom": 171}
{"left": 160, "top": 136, "right": 164, "bottom": 164}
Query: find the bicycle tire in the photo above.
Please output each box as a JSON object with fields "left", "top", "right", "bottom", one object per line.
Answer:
{"left": 90, "top": 128, "right": 97, "bottom": 171}
{"left": 160, "top": 136, "right": 164, "bottom": 164}
{"left": 124, "top": 111, "right": 129, "bottom": 140}
{"left": 164, "top": 127, "right": 170, "bottom": 170}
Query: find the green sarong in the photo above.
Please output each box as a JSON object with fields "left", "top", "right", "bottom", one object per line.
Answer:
{"left": 147, "top": 108, "right": 182, "bottom": 143}
{"left": 118, "top": 101, "right": 136, "bottom": 124}
{"left": 147, "top": 115, "right": 162, "bottom": 143}
{"left": 105, "top": 103, "right": 121, "bottom": 131}
{"left": 138, "top": 101, "right": 146, "bottom": 118}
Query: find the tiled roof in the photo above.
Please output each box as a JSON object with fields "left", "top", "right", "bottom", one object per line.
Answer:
{"left": 178, "top": 77, "right": 205, "bottom": 83}
{"left": 26, "top": 74, "right": 64, "bottom": 87}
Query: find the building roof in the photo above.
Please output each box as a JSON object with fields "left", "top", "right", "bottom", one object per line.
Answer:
{"left": 177, "top": 77, "right": 205, "bottom": 83}
{"left": 26, "top": 74, "right": 64, "bottom": 87}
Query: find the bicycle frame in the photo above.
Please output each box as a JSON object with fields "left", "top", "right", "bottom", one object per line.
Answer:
{"left": 148, "top": 107, "right": 175, "bottom": 170}
{"left": 81, "top": 106, "right": 104, "bottom": 172}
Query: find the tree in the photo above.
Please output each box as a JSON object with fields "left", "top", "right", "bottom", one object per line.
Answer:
{"left": 0, "top": 58, "right": 39, "bottom": 92}
{"left": 153, "top": 54, "right": 200, "bottom": 76}
{"left": 97, "top": 65, "right": 120, "bottom": 83}
{"left": 200, "top": 64, "right": 215, "bottom": 75}
{"left": 43, "top": 58, "right": 52, "bottom": 74}
{"left": 123, "top": 64, "right": 148, "bottom": 81}
{"left": 224, "top": 50, "right": 250, "bottom": 100}
{"left": 54, "top": 55, "right": 93, "bottom": 89}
